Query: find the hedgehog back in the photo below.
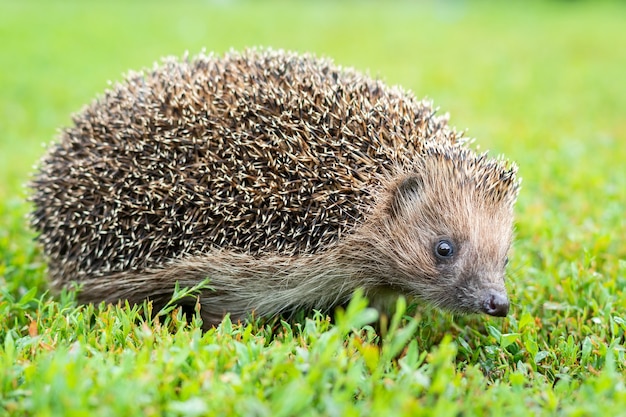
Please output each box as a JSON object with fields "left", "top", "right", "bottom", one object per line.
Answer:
{"left": 31, "top": 49, "right": 459, "bottom": 281}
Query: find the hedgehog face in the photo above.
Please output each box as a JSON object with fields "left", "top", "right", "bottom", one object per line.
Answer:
{"left": 375, "top": 151, "right": 518, "bottom": 317}
{"left": 421, "top": 203, "right": 515, "bottom": 317}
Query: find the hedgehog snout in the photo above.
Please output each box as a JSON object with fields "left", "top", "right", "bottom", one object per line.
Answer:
{"left": 481, "top": 289, "right": 509, "bottom": 317}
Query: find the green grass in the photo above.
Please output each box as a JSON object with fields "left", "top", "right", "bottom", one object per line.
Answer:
{"left": 2, "top": 0, "right": 626, "bottom": 415}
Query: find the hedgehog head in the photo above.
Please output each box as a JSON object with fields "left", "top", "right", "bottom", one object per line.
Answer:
{"left": 372, "top": 144, "right": 520, "bottom": 317}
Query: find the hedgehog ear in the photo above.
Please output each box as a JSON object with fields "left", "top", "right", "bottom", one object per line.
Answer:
{"left": 397, "top": 176, "right": 422, "bottom": 196}
{"left": 389, "top": 175, "right": 423, "bottom": 217}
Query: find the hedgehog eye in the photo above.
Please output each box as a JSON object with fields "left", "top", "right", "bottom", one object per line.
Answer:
{"left": 504, "top": 256, "right": 509, "bottom": 267}
{"left": 435, "top": 240, "right": 454, "bottom": 260}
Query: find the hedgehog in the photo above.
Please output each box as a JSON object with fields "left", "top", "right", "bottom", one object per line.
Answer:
{"left": 30, "top": 48, "right": 520, "bottom": 328}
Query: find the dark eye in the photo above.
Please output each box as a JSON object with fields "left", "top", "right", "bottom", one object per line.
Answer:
{"left": 435, "top": 240, "right": 454, "bottom": 259}
{"left": 505, "top": 257, "right": 509, "bottom": 267}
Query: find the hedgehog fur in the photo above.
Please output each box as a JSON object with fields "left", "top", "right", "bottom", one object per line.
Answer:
{"left": 30, "top": 48, "right": 520, "bottom": 328}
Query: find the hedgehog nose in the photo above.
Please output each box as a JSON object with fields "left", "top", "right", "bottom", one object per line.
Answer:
{"left": 482, "top": 291, "right": 509, "bottom": 317}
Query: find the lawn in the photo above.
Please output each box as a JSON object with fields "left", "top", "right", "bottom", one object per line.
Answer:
{"left": 1, "top": 1, "right": 626, "bottom": 415}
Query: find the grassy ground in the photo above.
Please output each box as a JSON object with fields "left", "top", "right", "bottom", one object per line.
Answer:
{"left": 2, "top": 1, "right": 626, "bottom": 415}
